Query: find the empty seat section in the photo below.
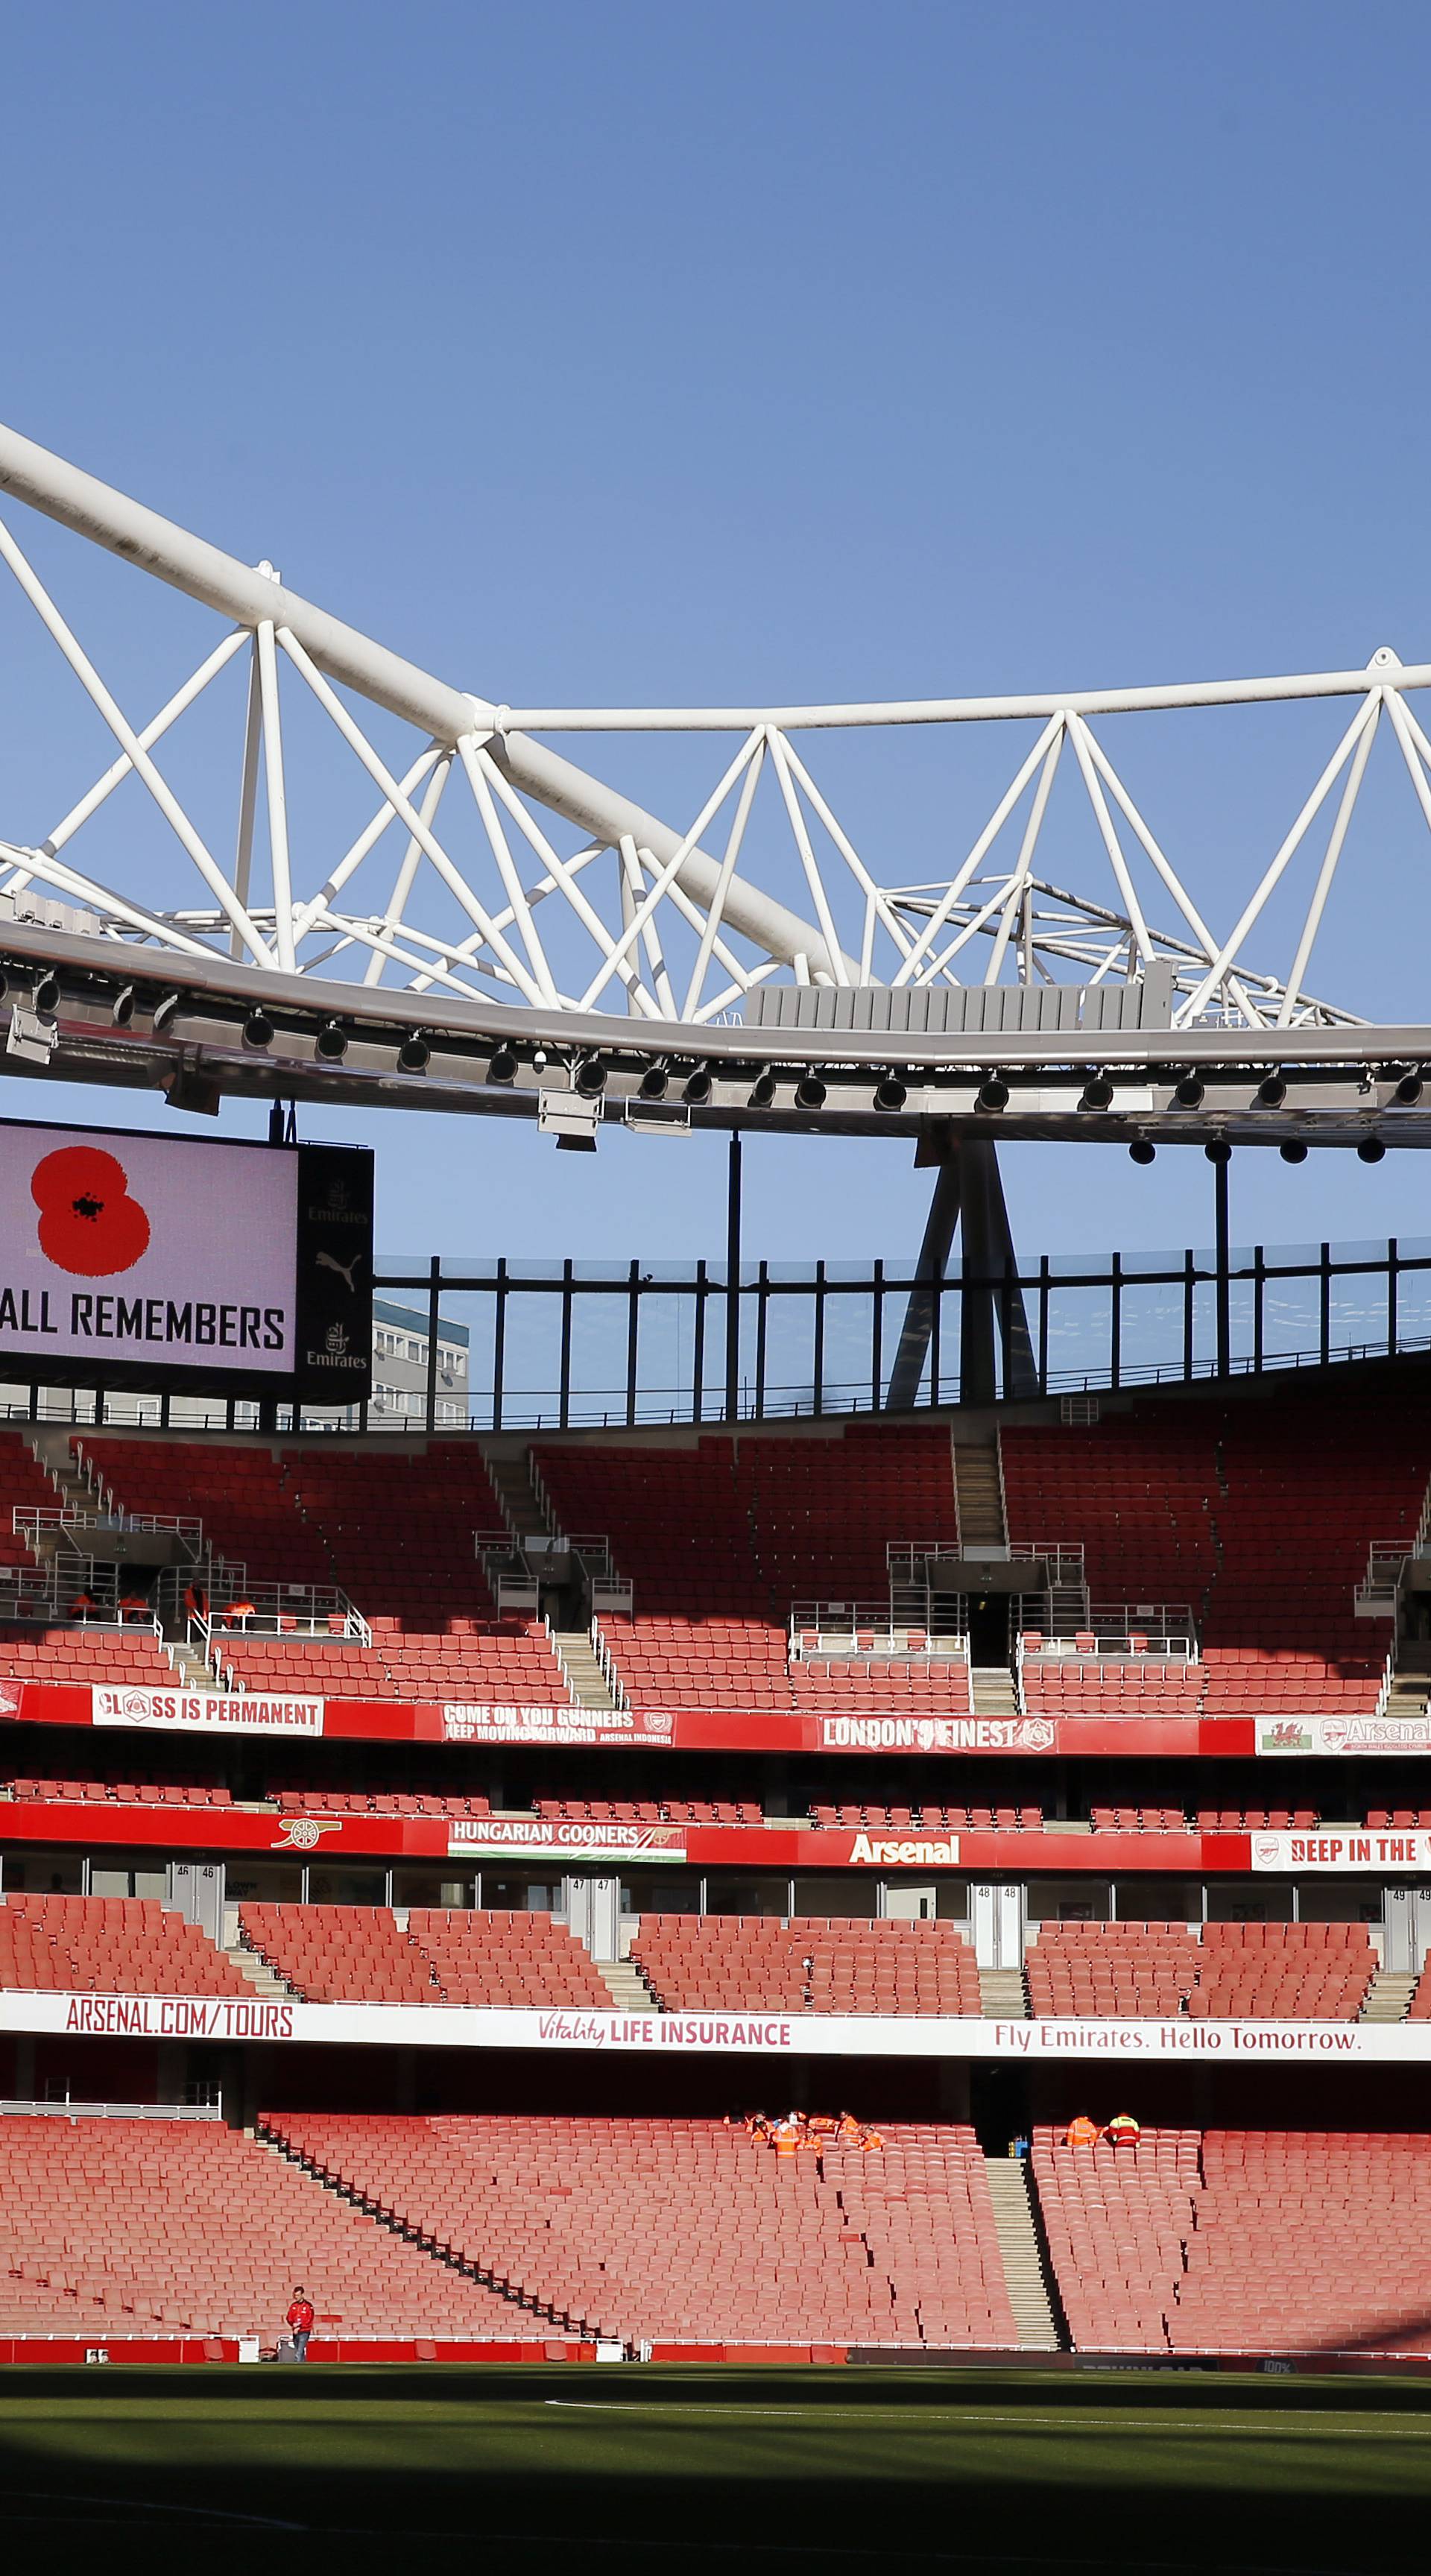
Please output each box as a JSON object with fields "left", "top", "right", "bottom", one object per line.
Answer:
{"left": 265, "top": 2113, "right": 1017, "bottom": 2347}
{"left": 1169, "top": 2131, "right": 1431, "bottom": 2356}
{"left": 0, "top": 1892, "right": 251, "bottom": 1995}
{"left": 631, "top": 1915, "right": 981, "bottom": 2016}
{"left": 1025, "top": 1922, "right": 1374, "bottom": 2021}
{"left": 1033, "top": 2124, "right": 1201, "bottom": 2350}
{"left": 1026, "top": 1924, "right": 1201, "bottom": 2018}
{"left": 82, "top": 1439, "right": 332, "bottom": 1585}
{"left": 408, "top": 1910, "right": 613, "bottom": 2007}
{"left": 0, "top": 2115, "right": 519, "bottom": 2339}
{"left": 0, "top": 1622, "right": 177, "bottom": 1688}
{"left": 239, "top": 1904, "right": 440, "bottom": 2003}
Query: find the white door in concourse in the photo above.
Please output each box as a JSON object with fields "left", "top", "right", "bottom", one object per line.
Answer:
{"left": 1383, "top": 1885, "right": 1431, "bottom": 1972}
{"left": 970, "top": 1882, "right": 1023, "bottom": 1969}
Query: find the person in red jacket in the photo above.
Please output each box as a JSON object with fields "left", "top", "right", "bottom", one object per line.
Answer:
{"left": 285, "top": 2287, "right": 315, "bottom": 2360}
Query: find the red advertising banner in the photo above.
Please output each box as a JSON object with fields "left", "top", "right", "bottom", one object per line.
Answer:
{"left": 0, "top": 1679, "right": 1261, "bottom": 1759}
{"left": 0, "top": 1793, "right": 1234, "bottom": 1873}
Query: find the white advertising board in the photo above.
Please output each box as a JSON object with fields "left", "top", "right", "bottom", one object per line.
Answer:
{"left": 0, "top": 1120, "right": 298, "bottom": 1376}
{"left": 5, "top": 1992, "right": 1427, "bottom": 2059}
{"left": 1257, "top": 1715, "right": 1431, "bottom": 1757}
{"left": 1248, "top": 1828, "right": 1431, "bottom": 1872}
{"left": 92, "top": 1688, "right": 325, "bottom": 1736}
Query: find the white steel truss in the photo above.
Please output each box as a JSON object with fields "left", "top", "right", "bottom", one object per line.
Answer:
{"left": 4, "top": 423, "right": 1430, "bottom": 1040}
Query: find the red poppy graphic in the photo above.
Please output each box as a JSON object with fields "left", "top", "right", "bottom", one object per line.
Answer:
{"left": 31, "top": 1145, "right": 151, "bottom": 1278}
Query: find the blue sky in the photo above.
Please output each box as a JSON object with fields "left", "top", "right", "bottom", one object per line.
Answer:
{"left": 1, "top": 0, "right": 1428, "bottom": 1266}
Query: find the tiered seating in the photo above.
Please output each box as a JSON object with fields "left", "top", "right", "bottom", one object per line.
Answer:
{"left": 240, "top": 1904, "right": 441, "bottom": 2003}
{"left": 0, "top": 1623, "right": 176, "bottom": 1686}
{"left": 536, "top": 1797, "right": 762, "bottom": 1825}
{"left": 376, "top": 1621, "right": 567, "bottom": 1702}
{"left": 264, "top": 2114, "right": 1017, "bottom": 2347}
{"left": 1021, "top": 1656, "right": 1202, "bottom": 1715}
{"left": 6, "top": 1775, "right": 233, "bottom": 1808}
{"left": 1026, "top": 1922, "right": 1375, "bottom": 2020}
{"left": 238, "top": 1903, "right": 610, "bottom": 2007}
{"left": 219, "top": 1634, "right": 394, "bottom": 1694}
{"left": 1195, "top": 1807, "right": 1317, "bottom": 1829}
{"left": 789, "top": 1658, "right": 972, "bottom": 1711}
{"left": 1004, "top": 1386, "right": 1431, "bottom": 1714}
{"left": 1033, "top": 2125, "right": 1201, "bottom": 2351}
{"left": 0, "top": 1432, "right": 66, "bottom": 1566}
{"left": 812, "top": 1802, "right": 1042, "bottom": 1829}
{"left": 0, "top": 2115, "right": 521, "bottom": 2340}
{"left": 406, "top": 1910, "right": 613, "bottom": 2007}
{"left": 537, "top": 1427, "right": 962, "bottom": 1713}
{"left": 81, "top": 1438, "right": 332, "bottom": 1584}
{"left": 1367, "top": 1808, "right": 1431, "bottom": 1829}
{"left": 1090, "top": 1806, "right": 1188, "bottom": 1831}
{"left": 274, "top": 1788, "right": 491, "bottom": 1819}
{"left": 0, "top": 1892, "right": 250, "bottom": 1995}
{"left": 1169, "top": 2132, "right": 1431, "bottom": 2356}
{"left": 1026, "top": 1925, "right": 1201, "bottom": 2018}
{"left": 631, "top": 1915, "right": 981, "bottom": 2016}
{"left": 1187, "top": 1922, "right": 1374, "bottom": 2020}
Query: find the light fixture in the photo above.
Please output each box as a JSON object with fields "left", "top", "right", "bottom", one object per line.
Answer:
{"left": 638, "top": 1063, "right": 669, "bottom": 1101}
{"left": 1280, "top": 1140, "right": 1308, "bottom": 1164}
{"left": 1358, "top": 1137, "right": 1386, "bottom": 1164}
{"left": 682, "top": 1064, "right": 713, "bottom": 1106}
{"left": 873, "top": 1073, "right": 908, "bottom": 1113}
{"left": 1080, "top": 1071, "right": 1113, "bottom": 1111}
{"left": 110, "top": 984, "right": 136, "bottom": 1028}
{"left": 532, "top": 1049, "right": 549, "bottom": 1073}
{"left": 397, "top": 1032, "right": 431, "bottom": 1074}
{"left": 1204, "top": 1137, "right": 1232, "bottom": 1165}
{"left": 1394, "top": 1071, "right": 1424, "bottom": 1105}
{"left": 1128, "top": 1140, "right": 1157, "bottom": 1166}
{"left": 151, "top": 991, "right": 182, "bottom": 1035}
{"left": 31, "top": 970, "right": 60, "bottom": 1015}
{"left": 747, "top": 1067, "right": 776, "bottom": 1109}
{"left": 315, "top": 1020, "right": 348, "bottom": 1061}
{"left": 487, "top": 1045, "right": 517, "bottom": 1085}
{"left": 1256, "top": 1074, "right": 1287, "bottom": 1108}
{"left": 1173, "top": 1074, "right": 1204, "bottom": 1109}
{"left": 166, "top": 1065, "right": 220, "bottom": 1115}
{"left": 243, "top": 1008, "right": 275, "bottom": 1050}
{"left": 795, "top": 1073, "right": 827, "bottom": 1111}
{"left": 572, "top": 1055, "right": 607, "bottom": 1099}
{"left": 976, "top": 1075, "right": 1009, "bottom": 1112}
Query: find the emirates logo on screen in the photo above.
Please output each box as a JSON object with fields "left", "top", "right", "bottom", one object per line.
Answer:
{"left": 31, "top": 1146, "right": 151, "bottom": 1278}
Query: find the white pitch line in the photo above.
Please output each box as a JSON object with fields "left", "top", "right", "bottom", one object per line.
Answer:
{"left": 543, "top": 2401, "right": 1431, "bottom": 2431}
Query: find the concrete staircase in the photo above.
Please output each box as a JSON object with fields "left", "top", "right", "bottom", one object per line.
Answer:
{"left": 554, "top": 1628, "right": 622, "bottom": 1711}
{"left": 481, "top": 1442, "right": 553, "bottom": 1545}
{"left": 952, "top": 1436, "right": 1006, "bottom": 1550}
{"left": 597, "top": 1958, "right": 660, "bottom": 2012}
{"left": 978, "top": 1966, "right": 1028, "bottom": 2019}
{"left": 224, "top": 1935, "right": 294, "bottom": 2001}
{"left": 1383, "top": 1644, "right": 1431, "bottom": 1720}
{"left": 985, "top": 2158, "right": 1062, "bottom": 2349}
{"left": 1361, "top": 1968, "right": 1418, "bottom": 2022}
{"left": 971, "top": 1667, "right": 1020, "bottom": 1714}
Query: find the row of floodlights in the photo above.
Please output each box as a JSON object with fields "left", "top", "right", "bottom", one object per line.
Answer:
{"left": 1129, "top": 1137, "right": 1389, "bottom": 1167}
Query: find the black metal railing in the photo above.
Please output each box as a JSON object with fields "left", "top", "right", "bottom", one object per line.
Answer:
{"left": 9, "top": 1236, "right": 1431, "bottom": 1436}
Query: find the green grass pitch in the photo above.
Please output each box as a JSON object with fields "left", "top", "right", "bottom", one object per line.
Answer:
{"left": 2, "top": 2364, "right": 1430, "bottom": 2574}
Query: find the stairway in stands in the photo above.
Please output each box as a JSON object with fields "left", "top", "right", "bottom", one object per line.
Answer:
{"left": 1362, "top": 1968, "right": 1418, "bottom": 2022}
{"left": 953, "top": 1433, "right": 1019, "bottom": 1713}
{"left": 979, "top": 1966, "right": 1028, "bottom": 2019}
{"left": 985, "top": 2159, "right": 1062, "bottom": 2349}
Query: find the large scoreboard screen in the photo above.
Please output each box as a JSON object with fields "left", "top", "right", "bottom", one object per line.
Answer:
{"left": 0, "top": 1118, "right": 373, "bottom": 1404}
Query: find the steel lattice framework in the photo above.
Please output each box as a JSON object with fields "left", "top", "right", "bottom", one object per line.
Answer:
{"left": 2, "top": 420, "right": 1431, "bottom": 1146}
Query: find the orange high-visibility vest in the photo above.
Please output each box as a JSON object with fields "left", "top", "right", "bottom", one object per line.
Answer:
{"left": 1066, "top": 2115, "right": 1101, "bottom": 2147}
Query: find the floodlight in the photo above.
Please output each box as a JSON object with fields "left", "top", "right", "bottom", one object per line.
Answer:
{"left": 795, "top": 1073, "right": 827, "bottom": 1111}
{"left": 1128, "top": 1140, "right": 1157, "bottom": 1165}
{"left": 1173, "top": 1074, "right": 1204, "bottom": 1109}
{"left": 1204, "top": 1138, "right": 1232, "bottom": 1165}
{"left": 1357, "top": 1137, "right": 1386, "bottom": 1164}
{"left": 682, "top": 1064, "right": 713, "bottom": 1106}
{"left": 397, "top": 1032, "right": 431, "bottom": 1074}
{"left": 573, "top": 1055, "right": 607, "bottom": 1099}
{"left": 1280, "top": 1140, "right": 1308, "bottom": 1164}
{"left": 243, "top": 1008, "right": 275, "bottom": 1050}
{"left": 747, "top": 1067, "right": 777, "bottom": 1108}
{"left": 638, "top": 1063, "right": 669, "bottom": 1101}
{"left": 487, "top": 1046, "right": 518, "bottom": 1084}
{"left": 873, "top": 1073, "right": 908, "bottom": 1114}
{"left": 1256, "top": 1075, "right": 1287, "bottom": 1108}
{"left": 1080, "top": 1071, "right": 1113, "bottom": 1110}
{"left": 976, "top": 1076, "right": 1009, "bottom": 1112}
{"left": 110, "top": 984, "right": 136, "bottom": 1028}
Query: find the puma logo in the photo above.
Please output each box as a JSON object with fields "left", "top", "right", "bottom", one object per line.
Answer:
{"left": 316, "top": 1248, "right": 360, "bottom": 1292}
